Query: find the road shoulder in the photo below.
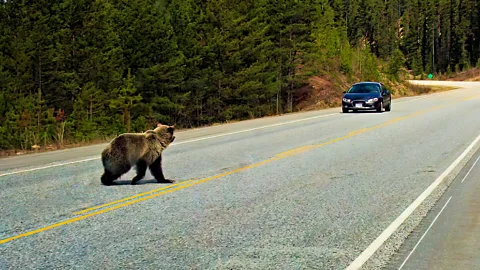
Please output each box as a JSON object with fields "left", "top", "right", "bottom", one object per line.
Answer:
{"left": 387, "top": 147, "right": 480, "bottom": 269}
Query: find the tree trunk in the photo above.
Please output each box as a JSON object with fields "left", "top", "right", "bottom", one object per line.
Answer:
{"left": 35, "top": 42, "right": 42, "bottom": 94}
{"left": 218, "top": 80, "right": 221, "bottom": 116}
{"left": 55, "top": 122, "right": 66, "bottom": 148}
{"left": 288, "top": 19, "right": 293, "bottom": 113}
{"left": 289, "top": 64, "right": 295, "bottom": 112}
{"left": 89, "top": 94, "right": 93, "bottom": 121}
{"left": 287, "top": 70, "right": 292, "bottom": 113}
{"left": 277, "top": 71, "right": 281, "bottom": 115}
{"left": 59, "top": 122, "right": 65, "bottom": 147}
{"left": 124, "top": 108, "right": 131, "bottom": 132}
{"left": 36, "top": 48, "right": 42, "bottom": 134}
{"left": 37, "top": 87, "right": 41, "bottom": 133}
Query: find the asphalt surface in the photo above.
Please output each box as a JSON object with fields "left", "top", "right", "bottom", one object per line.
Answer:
{"left": 387, "top": 147, "right": 480, "bottom": 270}
{"left": 1, "top": 81, "right": 479, "bottom": 269}
{"left": 0, "top": 107, "right": 348, "bottom": 172}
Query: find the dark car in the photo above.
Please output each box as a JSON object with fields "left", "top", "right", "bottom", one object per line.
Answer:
{"left": 341, "top": 82, "right": 392, "bottom": 113}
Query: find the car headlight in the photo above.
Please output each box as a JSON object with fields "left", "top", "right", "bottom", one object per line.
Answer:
{"left": 367, "top": 98, "right": 378, "bottom": 103}
{"left": 343, "top": 98, "right": 351, "bottom": 102}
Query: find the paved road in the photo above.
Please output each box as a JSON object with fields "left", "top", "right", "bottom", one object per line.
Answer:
{"left": 1, "top": 81, "right": 479, "bottom": 269}
{"left": 0, "top": 90, "right": 449, "bottom": 172}
{"left": 387, "top": 147, "right": 480, "bottom": 270}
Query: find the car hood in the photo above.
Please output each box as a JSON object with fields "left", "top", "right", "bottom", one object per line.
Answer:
{"left": 343, "top": 93, "right": 381, "bottom": 100}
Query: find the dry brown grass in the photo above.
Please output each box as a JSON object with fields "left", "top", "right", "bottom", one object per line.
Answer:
{"left": 401, "top": 82, "right": 458, "bottom": 96}
{"left": 447, "top": 68, "right": 480, "bottom": 81}
{"left": 295, "top": 76, "right": 343, "bottom": 111}
{"left": 295, "top": 71, "right": 460, "bottom": 113}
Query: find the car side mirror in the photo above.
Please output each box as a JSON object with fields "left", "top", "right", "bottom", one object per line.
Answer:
{"left": 342, "top": 91, "right": 346, "bottom": 94}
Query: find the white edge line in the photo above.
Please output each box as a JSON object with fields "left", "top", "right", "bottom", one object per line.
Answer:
{"left": 0, "top": 89, "right": 462, "bottom": 178}
{"left": 395, "top": 93, "right": 437, "bottom": 104}
{"left": 173, "top": 112, "right": 338, "bottom": 145}
{"left": 0, "top": 157, "right": 100, "bottom": 178}
{"left": 0, "top": 112, "right": 338, "bottom": 177}
{"left": 461, "top": 155, "right": 480, "bottom": 183}
{"left": 345, "top": 133, "right": 480, "bottom": 270}
{"left": 395, "top": 88, "right": 459, "bottom": 104}
{"left": 398, "top": 196, "right": 453, "bottom": 270}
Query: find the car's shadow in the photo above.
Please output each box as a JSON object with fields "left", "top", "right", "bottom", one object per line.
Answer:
{"left": 348, "top": 110, "right": 383, "bottom": 114}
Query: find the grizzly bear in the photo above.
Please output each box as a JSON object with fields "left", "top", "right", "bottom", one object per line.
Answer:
{"left": 100, "top": 123, "right": 176, "bottom": 185}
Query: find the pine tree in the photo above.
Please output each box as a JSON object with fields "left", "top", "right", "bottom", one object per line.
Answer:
{"left": 1, "top": 0, "right": 479, "bottom": 150}
{"left": 388, "top": 47, "right": 406, "bottom": 81}
{"left": 109, "top": 68, "right": 142, "bottom": 132}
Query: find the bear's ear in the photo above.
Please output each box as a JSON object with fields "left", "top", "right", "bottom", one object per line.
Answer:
{"left": 156, "top": 122, "right": 163, "bottom": 127}
{"left": 168, "top": 125, "right": 175, "bottom": 133}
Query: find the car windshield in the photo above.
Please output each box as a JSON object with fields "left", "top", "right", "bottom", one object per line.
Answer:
{"left": 347, "top": 84, "right": 380, "bottom": 94}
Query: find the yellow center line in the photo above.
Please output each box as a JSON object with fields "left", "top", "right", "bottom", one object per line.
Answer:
{"left": 275, "top": 105, "right": 445, "bottom": 159}
{"left": 463, "top": 93, "right": 480, "bottom": 100}
{"left": 0, "top": 103, "right": 453, "bottom": 245}
{"left": 54, "top": 104, "right": 465, "bottom": 216}
{"left": 73, "top": 180, "right": 196, "bottom": 215}
{"left": 0, "top": 159, "right": 278, "bottom": 245}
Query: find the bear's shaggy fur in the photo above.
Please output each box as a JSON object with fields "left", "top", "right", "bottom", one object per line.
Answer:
{"left": 100, "top": 123, "right": 176, "bottom": 185}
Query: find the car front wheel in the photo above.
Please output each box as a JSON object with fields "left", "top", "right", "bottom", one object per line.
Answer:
{"left": 376, "top": 101, "right": 383, "bottom": 112}
{"left": 342, "top": 108, "right": 349, "bottom": 113}
{"left": 385, "top": 101, "right": 391, "bottom": 112}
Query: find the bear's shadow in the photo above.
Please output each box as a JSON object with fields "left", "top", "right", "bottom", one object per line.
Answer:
{"left": 112, "top": 179, "right": 176, "bottom": 185}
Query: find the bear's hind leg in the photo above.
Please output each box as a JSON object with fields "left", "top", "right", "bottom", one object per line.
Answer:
{"left": 149, "top": 156, "right": 174, "bottom": 183}
{"left": 131, "top": 160, "right": 147, "bottom": 185}
{"left": 101, "top": 161, "right": 131, "bottom": 186}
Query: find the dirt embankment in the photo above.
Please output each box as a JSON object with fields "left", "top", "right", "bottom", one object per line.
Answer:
{"left": 293, "top": 70, "right": 454, "bottom": 112}
{"left": 294, "top": 75, "right": 350, "bottom": 111}
{"left": 446, "top": 68, "right": 480, "bottom": 82}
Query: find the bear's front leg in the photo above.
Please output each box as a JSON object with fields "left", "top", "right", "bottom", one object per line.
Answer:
{"left": 149, "top": 155, "right": 175, "bottom": 183}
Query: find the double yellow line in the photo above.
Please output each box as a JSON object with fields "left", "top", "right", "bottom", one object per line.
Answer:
{"left": 0, "top": 100, "right": 466, "bottom": 245}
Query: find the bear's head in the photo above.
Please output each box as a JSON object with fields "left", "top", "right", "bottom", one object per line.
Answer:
{"left": 147, "top": 123, "right": 176, "bottom": 147}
